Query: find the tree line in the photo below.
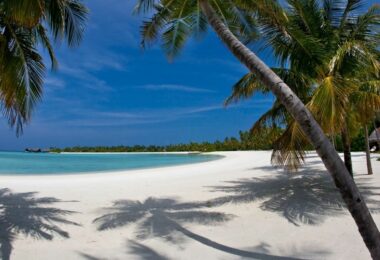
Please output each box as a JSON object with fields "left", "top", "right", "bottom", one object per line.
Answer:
{"left": 49, "top": 125, "right": 375, "bottom": 153}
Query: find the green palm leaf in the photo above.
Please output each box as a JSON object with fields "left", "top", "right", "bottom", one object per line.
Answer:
{"left": 0, "top": 0, "right": 88, "bottom": 134}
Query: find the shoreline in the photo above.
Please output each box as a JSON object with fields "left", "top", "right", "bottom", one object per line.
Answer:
{"left": 2, "top": 151, "right": 380, "bottom": 259}
{"left": 0, "top": 152, "right": 225, "bottom": 178}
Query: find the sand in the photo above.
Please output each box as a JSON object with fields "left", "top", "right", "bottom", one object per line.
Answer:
{"left": 1, "top": 151, "right": 379, "bottom": 260}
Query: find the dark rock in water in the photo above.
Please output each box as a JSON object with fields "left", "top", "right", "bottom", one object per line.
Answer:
{"left": 25, "top": 148, "right": 49, "bottom": 153}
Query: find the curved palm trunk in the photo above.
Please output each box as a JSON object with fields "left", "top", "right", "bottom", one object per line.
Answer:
{"left": 341, "top": 125, "right": 353, "bottom": 177}
{"left": 199, "top": 0, "right": 380, "bottom": 258}
{"left": 365, "top": 125, "right": 373, "bottom": 175}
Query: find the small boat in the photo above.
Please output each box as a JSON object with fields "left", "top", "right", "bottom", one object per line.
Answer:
{"left": 25, "top": 148, "right": 50, "bottom": 153}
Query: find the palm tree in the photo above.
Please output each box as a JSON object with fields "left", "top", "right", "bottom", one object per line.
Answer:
{"left": 226, "top": 0, "right": 380, "bottom": 177}
{"left": 351, "top": 76, "right": 380, "bottom": 175}
{"left": 0, "top": 0, "right": 88, "bottom": 135}
{"left": 134, "top": 0, "right": 380, "bottom": 257}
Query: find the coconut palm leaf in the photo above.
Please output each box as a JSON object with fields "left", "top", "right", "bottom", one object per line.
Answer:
{"left": 225, "top": 67, "right": 312, "bottom": 106}
{"left": 1, "top": 23, "right": 45, "bottom": 134}
{"left": 347, "top": 5, "right": 380, "bottom": 41}
{"left": 136, "top": 0, "right": 260, "bottom": 59}
{"left": 250, "top": 100, "right": 287, "bottom": 135}
{"left": 134, "top": 0, "right": 158, "bottom": 13}
{"left": 0, "top": 0, "right": 87, "bottom": 134}
{"left": 44, "top": 0, "right": 88, "bottom": 46}
{"left": 351, "top": 78, "right": 380, "bottom": 123}
{"left": 140, "top": 5, "right": 171, "bottom": 48}
{"left": 308, "top": 75, "right": 354, "bottom": 134}
{"left": 271, "top": 120, "right": 309, "bottom": 171}
{"left": 224, "top": 72, "right": 270, "bottom": 106}
{"left": 2, "top": 0, "right": 43, "bottom": 28}
{"left": 34, "top": 25, "right": 59, "bottom": 70}
{"left": 62, "top": 0, "right": 88, "bottom": 46}
{"left": 339, "top": 0, "right": 363, "bottom": 32}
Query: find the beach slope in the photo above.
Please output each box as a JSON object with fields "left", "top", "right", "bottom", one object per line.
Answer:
{"left": 2, "top": 151, "right": 380, "bottom": 259}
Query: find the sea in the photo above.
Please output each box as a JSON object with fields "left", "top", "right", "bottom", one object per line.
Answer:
{"left": 0, "top": 152, "right": 221, "bottom": 175}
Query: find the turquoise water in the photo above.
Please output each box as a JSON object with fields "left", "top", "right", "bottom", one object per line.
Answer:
{"left": 0, "top": 152, "right": 221, "bottom": 175}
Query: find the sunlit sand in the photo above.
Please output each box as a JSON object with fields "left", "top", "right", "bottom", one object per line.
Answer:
{"left": 2, "top": 151, "right": 379, "bottom": 259}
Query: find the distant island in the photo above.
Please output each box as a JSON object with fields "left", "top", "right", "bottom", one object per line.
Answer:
{"left": 49, "top": 128, "right": 368, "bottom": 153}
{"left": 50, "top": 130, "right": 280, "bottom": 153}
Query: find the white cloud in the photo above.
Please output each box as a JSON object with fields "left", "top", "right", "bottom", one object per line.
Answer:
{"left": 44, "top": 77, "right": 65, "bottom": 89}
{"left": 58, "top": 65, "right": 114, "bottom": 92}
{"left": 140, "top": 84, "right": 214, "bottom": 93}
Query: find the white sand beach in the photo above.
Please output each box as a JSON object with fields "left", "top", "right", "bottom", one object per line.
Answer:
{"left": 2, "top": 151, "right": 380, "bottom": 260}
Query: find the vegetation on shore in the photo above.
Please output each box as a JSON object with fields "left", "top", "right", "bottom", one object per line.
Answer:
{"left": 50, "top": 128, "right": 281, "bottom": 153}
{"left": 50, "top": 126, "right": 373, "bottom": 153}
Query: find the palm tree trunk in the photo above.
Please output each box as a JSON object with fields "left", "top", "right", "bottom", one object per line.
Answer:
{"left": 341, "top": 125, "right": 353, "bottom": 177}
{"left": 199, "top": 0, "right": 380, "bottom": 258}
{"left": 365, "top": 125, "right": 373, "bottom": 175}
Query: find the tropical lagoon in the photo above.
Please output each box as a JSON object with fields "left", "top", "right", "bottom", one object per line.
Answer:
{"left": 0, "top": 152, "right": 221, "bottom": 175}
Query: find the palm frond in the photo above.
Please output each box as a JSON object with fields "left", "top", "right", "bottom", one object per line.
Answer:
{"left": 140, "top": 5, "right": 170, "bottom": 48}
{"left": 225, "top": 72, "right": 270, "bottom": 106}
{"left": 44, "top": 0, "right": 88, "bottom": 46}
{"left": 3, "top": 0, "right": 43, "bottom": 28}
{"left": 190, "top": 1, "right": 208, "bottom": 38}
{"left": 287, "top": 0, "right": 324, "bottom": 36}
{"left": 134, "top": 0, "right": 159, "bottom": 14}
{"left": 250, "top": 100, "right": 287, "bottom": 135}
{"left": 226, "top": 67, "right": 312, "bottom": 106}
{"left": 162, "top": 18, "right": 191, "bottom": 59}
{"left": 271, "top": 120, "right": 310, "bottom": 171}
{"left": 347, "top": 4, "right": 380, "bottom": 42}
{"left": 138, "top": 0, "right": 260, "bottom": 59}
{"left": 62, "top": 0, "right": 88, "bottom": 46}
{"left": 0, "top": 0, "right": 88, "bottom": 134}
{"left": 2, "top": 23, "right": 45, "bottom": 135}
{"left": 339, "top": 0, "right": 364, "bottom": 32}
{"left": 35, "top": 24, "right": 58, "bottom": 70}
{"left": 308, "top": 75, "right": 353, "bottom": 134}
{"left": 351, "top": 79, "right": 380, "bottom": 122}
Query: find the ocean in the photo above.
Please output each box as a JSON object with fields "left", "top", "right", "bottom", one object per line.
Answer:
{"left": 0, "top": 152, "right": 221, "bottom": 175}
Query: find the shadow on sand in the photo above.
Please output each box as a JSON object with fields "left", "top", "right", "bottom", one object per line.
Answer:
{"left": 127, "top": 240, "right": 169, "bottom": 260}
{"left": 91, "top": 163, "right": 380, "bottom": 259}
{"left": 208, "top": 166, "right": 380, "bottom": 226}
{"left": 78, "top": 240, "right": 170, "bottom": 260}
{"left": 0, "top": 188, "right": 79, "bottom": 260}
{"left": 93, "top": 197, "right": 308, "bottom": 260}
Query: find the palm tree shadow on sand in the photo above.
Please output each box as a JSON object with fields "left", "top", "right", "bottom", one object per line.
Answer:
{"left": 78, "top": 240, "right": 170, "bottom": 260}
{"left": 93, "top": 197, "right": 313, "bottom": 260}
{"left": 208, "top": 166, "right": 380, "bottom": 226}
{"left": 0, "top": 188, "right": 79, "bottom": 260}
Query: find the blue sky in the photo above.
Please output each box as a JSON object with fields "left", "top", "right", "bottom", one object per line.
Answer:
{"left": 0, "top": 0, "right": 278, "bottom": 150}
{"left": 0, "top": 0, "right": 375, "bottom": 150}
